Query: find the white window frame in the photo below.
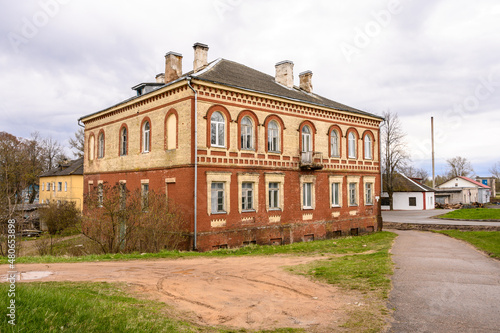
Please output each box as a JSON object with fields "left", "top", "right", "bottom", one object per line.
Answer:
{"left": 211, "top": 182, "right": 225, "bottom": 213}
{"left": 347, "top": 176, "right": 360, "bottom": 207}
{"left": 364, "top": 134, "right": 372, "bottom": 160}
{"left": 301, "top": 125, "right": 312, "bottom": 153}
{"left": 267, "top": 120, "right": 279, "bottom": 153}
{"left": 64, "top": 182, "right": 67, "bottom": 192}
{"left": 363, "top": 176, "right": 376, "bottom": 206}
{"left": 143, "top": 121, "right": 150, "bottom": 153}
{"left": 237, "top": 173, "right": 259, "bottom": 213}
{"left": 210, "top": 111, "right": 225, "bottom": 148}
{"left": 329, "top": 176, "right": 344, "bottom": 208}
{"left": 98, "top": 133, "right": 104, "bottom": 158}
{"left": 268, "top": 182, "right": 280, "bottom": 210}
{"left": 300, "top": 175, "right": 316, "bottom": 210}
{"left": 330, "top": 130, "right": 339, "bottom": 157}
{"left": 120, "top": 127, "right": 127, "bottom": 156}
{"left": 240, "top": 116, "right": 253, "bottom": 150}
{"left": 241, "top": 182, "right": 253, "bottom": 211}
{"left": 206, "top": 172, "right": 231, "bottom": 215}
{"left": 365, "top": 183, "right": 373, "bottom": 205}
{"left": 348, "top": 132, "right": 356, "bottom": 158}
{"left": 265, "top": 173, "right": 285, "bottom": 211}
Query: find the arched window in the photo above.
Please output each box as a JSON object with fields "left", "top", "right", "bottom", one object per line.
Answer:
{"left": 268, "top": 120, "right": 279, "bottom": 153}
{"left": 142, "top": 121, "right": 150, "bottom": 153}
{"left": 330, "top": 130, "right": 339, "bottom": 157}
{"left": 301, "top": 125, "right": 311, "bottom": 152}
{"left": 166, "top": 113, "right": 177, "bottom": 150}
{"left": 210, "top": 111, "right": 225, "bottom": 147}
{"left": 348, "top": 132, "right": 356, "bottom": 158}
{"left": 89, "top": 135, "right": 95, "bottom": 161}
{"left": 241, "top": 116, "right": 253, "bottom": 150}
{"left": 98, "top": 132, "right": 104, "bottom": 158}
{"left": 120, "top": 127, "right": 127, "bottom": 156}
{"left": 364, "top": 134, "right": 372, "bottom": 159}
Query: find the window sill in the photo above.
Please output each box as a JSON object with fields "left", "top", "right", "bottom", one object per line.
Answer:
{"left": 267, "top": 151, "right": 281, "bottom": 155}
{"left": 242, "top": 209, "right": 256, "bottom": 213}
{"left": 365, "top": 203, "right": 374, "bottom": 206}
{"left": 302, "top": 207, "right": 314, "bottom": 210}
{"left": 331, "top": 205, "right": 341, "bottom": 208}
{"left": 349, "top": 204, "right": 358, "bottom": 207}
{"left": 210, "top": 211, "right": 227, "bottom": 215}
{"left": 268, "top": 208, "right": 282, "bottom": 212}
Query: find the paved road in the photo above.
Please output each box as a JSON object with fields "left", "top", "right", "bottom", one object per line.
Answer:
{"left": 383, "top": 210, "right": 500, "bottom": 226}
{"left": 388, "top": 230, "right": 500, "bottom": 332}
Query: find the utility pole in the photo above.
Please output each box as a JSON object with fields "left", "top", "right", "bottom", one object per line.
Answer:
{"left": 431, "top": 116, "right": 435, "bottom": 188}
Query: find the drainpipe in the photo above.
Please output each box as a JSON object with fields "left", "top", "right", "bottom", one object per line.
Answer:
{"left": 187, "top": 77, "right": 198, "bottom": 250}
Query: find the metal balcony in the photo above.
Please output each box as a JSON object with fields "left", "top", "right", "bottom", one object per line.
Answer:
{"left": 299, "top": 151, "right": 324, "bottom": 170}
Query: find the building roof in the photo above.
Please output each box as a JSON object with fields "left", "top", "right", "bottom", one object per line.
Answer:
{"left": 383, "top": 173, "right": 435, "bottom": 192}
{"left": 193, "top": 59, "right": 380, "bottom": 118}
{"left": 80, "top": 57, "right": 383, "bottom": 122}
{"left": 436, "top": 175, "right": 491, "bottom": 189}
{"left": 458, "top": 176, "right": 490, "bottom": 189}
{"left": 40, "top": 158, "right": 84, "bottom": 177}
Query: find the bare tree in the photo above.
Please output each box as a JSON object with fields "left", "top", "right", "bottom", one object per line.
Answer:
{"left": 400, "top": 165, "right": 429, "bottom": 182}
{"left": 381, "top": 111, "right": 410, "bottom": 210}
{"left": 446, "top": 156, "right": 474, "bottom": 178}
{"left": 69, "top": 128, "right": 85, "bottom": 158}
{"left": 489, "top": 162, "right": 500, "bottom": 179}
{"left": 41, "top": 136, "right": 63, "bottom": 171}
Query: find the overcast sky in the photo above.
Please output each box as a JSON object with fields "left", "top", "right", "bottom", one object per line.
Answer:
{"left": 1, "top": 0, "right": 499, "bottom": 177}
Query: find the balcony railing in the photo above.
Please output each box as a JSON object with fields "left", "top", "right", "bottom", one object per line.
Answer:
{"left": 300, "top": 151, "right": 324, "bottom": 170}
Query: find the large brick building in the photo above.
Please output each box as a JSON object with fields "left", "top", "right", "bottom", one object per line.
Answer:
{"left": 79, "top": 43, "right": 384, "bottom": 251}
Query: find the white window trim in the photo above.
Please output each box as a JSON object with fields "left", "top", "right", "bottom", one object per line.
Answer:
{"left": 240, "top": 116, "right": 254, "bottom": 150}
{"left": 206, "top": 171, "right": 231, "bottom": 215}
{"left": 363, "top": 176, "right": 376, "bottom": 206}
{"left": 265, "top": 173, "right": 285, "bottom": 212}
{"left": 300, "top": 175, "right": 316, "bottom": 210}
{"left": 329, "top": 175, "right": 344, "bottom": 207}
{"left": 267, "top": 121, "right": 280, "bottom": 153}
{"left": 330, "top": 130, "right": 339, "bottom": 158}
{"left": 364, "top": 135, "right": 373, "bottom": 160}
{"left": 143, "top": 122, "right": 150, "bottom": 153}
{"left": 237, "top": 173, "right": 259, "bottom": 213}
{"left": 347, "top": 176, "right": 360, "bottom": 207}
{"left": 348, "top": 132, "right": 356, "bottom": 159}
{"left": 210, "top": 112, "right": 225, "bottom": 148}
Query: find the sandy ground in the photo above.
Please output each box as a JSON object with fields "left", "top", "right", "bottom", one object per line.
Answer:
{"left": 1, "top": 255, "right": 361, "bottom": 332}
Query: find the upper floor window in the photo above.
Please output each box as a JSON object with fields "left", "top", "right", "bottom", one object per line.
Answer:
{"left": 142, "top": 121, "right": 150, "bottom": 153}
{"left": 211, "top": 111, "right": 225, "bottom": 147}
{"left": 241, "top": 116, "right": 253, "bottom": 150}
{"left": 301, "top": 125, "right": 312, "bottom": 153}
{"left": 348, "top": 132, "right": 356, "bottom": 158}
{"left": 330, "top": 130, "right": 339, "bottom": 157}
{"left": 120, "top": 127, "right": 127, "bottom": 156}
{"left": 166, "top": 112, "right": 177, "bottom": 150}
{"left": 98, "top": 132, "right": 104, "bottom": 158}
{"left": 268, "top": 120, "right": 279, "bottom": 153}
{"left": 364, "top": 134, "right": 372, "bottom": 160}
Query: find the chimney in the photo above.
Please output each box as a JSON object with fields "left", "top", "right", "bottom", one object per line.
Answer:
{"left": 193, "top": 42, "right": 209, "bottom": 72}
{"left": 275, "top": 60, "right": 294, "bottom": 88}
{"left": 299, "top": 70, "right": 313, "bottom": 93}
{"left": 164, "top": 51, "right": 183, "bottom": 83}
{"left": 155, "top": 73, "right": 165, "bottom": 83}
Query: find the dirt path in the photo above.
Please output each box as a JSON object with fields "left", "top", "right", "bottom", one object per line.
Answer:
{"left": 1, "top": 255, "right": 360, "bottom": 332}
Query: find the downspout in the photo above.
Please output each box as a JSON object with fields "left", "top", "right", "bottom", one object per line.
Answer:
{"left": 187, "top": 77, "right": 198, "bottom": 250}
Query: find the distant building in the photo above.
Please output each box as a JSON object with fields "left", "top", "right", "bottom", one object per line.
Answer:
{"left": 475, "top": 176, "right": 496, "bottom": 199}
{"left": 381, "top": 173, "right": 435, "bottom": 210}
{"left": 39, "top": 158, "right": 84, "bottom": 211}
{"left": 20, "top": 184, "right": 39, "bottom": 204}
{"left": 435, "top": 176, "right": 491, "bottom": 204}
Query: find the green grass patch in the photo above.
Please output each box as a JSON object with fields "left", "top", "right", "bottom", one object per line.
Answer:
{"left": 2, "top": 231, "right": 395, "bottom": 264}
{"left": 288, "top": 231, "right": 397, "bottom": 332}
{"left": 434, "top": 230, "right": 500, "bottom": 258}
{"left": 436, "top": 208, "right": 500, "bottom": 220}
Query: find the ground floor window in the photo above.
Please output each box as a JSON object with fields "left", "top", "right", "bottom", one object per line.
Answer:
{"left": 241, "top": 182, "right": 254, "bottom": 211}
{"left": 365, "top": 183, "right": 373, "bottom": 205}
{"left": 211, "top": 182, "right": 225, "bottom": 213}
{"left": 303, "top": 182, "right": 313, "bottom": 209}
{"left": 409, "top": 197, "right": 416, "bottom": 206}
{"left": 349, "top": 183, "right": 357, "bottom": 206}
{"left": 268, "top": 182, "right": 279, "bottom": 209}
